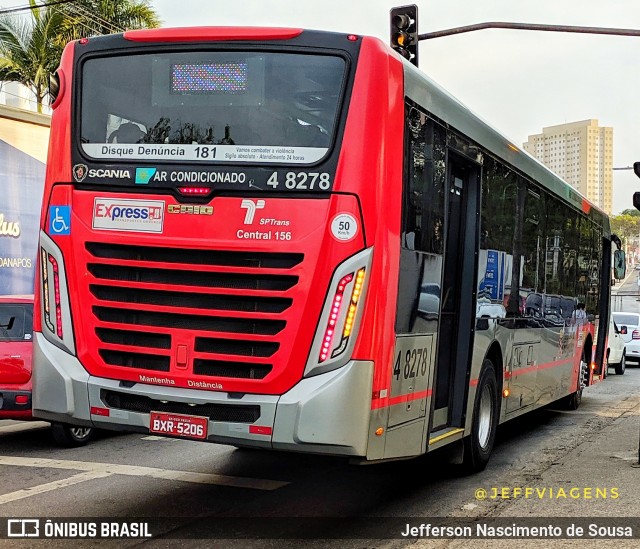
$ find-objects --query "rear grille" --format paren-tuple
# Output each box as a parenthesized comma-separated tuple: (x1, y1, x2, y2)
(84, 242, 302, 381)
(102, 390, 261, 423)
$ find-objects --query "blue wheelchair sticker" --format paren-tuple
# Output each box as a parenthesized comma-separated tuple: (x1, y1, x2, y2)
(49, 206, 71, 235)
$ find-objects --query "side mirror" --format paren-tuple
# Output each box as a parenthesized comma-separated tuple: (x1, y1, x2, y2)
(634, 190, 640, 211)
(613, 249, 626, 280)
(620, 326, 628, 335)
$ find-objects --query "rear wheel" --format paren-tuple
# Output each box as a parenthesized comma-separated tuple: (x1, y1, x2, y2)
(462, 360, 499, 474)
(564, 353, 588, 410)
(614, 352, 626, 376)
(51, 423, 95, 447)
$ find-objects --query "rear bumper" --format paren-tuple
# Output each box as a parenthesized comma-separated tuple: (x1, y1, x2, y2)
(624, 343, 640, 363)
(32, 332, 374, 456)
(0, 389, 32, 417)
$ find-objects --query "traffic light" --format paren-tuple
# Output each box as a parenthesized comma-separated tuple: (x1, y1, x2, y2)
(390, 5, 419, 66)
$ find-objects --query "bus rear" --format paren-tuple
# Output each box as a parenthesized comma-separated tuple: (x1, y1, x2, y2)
(32, 28, 402, 457)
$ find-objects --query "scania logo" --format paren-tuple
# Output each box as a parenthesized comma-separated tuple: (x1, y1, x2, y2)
(73, 164, 88, 182)
(167, 205, 213, 215)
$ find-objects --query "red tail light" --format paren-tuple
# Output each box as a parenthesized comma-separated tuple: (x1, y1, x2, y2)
(632, 330, 640, 340)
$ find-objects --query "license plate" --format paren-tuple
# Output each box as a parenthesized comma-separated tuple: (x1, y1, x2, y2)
(149, 411, 208, 440)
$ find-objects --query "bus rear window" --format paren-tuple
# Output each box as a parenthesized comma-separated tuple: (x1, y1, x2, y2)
(0, 303, 33, 342)
(80, 51, 346, 164)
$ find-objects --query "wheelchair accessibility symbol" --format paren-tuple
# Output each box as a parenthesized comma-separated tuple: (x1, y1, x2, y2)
(49, 206, 71, 235)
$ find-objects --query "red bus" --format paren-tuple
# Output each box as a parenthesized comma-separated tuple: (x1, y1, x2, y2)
(33, 27, 620, 471)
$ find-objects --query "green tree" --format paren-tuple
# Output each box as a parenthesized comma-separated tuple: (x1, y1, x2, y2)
(0, 0, 64, 113)
(0, 1, 160, 113)
(619, 208, 640, 217)
(610, 214, 640, 246)
(58, 0, 161, 42)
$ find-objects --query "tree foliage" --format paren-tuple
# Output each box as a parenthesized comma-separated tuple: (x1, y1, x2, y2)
(58, 0, 161, 44)
(0, 0, 64, 112)
(0, 0, 160, 112)
(610, 214, 640, 245)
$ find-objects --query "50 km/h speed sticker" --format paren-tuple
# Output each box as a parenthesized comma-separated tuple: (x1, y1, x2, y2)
(331, 213, 358, 242)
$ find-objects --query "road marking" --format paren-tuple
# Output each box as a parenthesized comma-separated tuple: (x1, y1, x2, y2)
(0, 471, 112, 505)
(0, 421, 50, 435)
(0, 456, 289, 492)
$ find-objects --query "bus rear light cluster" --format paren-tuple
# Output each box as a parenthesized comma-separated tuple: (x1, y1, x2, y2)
(39, 232, 75, 355)
(305, 248, 373, 377)
(48, 254, 64, 338)
(40, 248, 55, 334)
(632, 330, 640, 340)
(319, 273, 353, 362)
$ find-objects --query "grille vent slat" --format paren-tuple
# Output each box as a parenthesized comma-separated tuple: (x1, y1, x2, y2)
(102, 390, 261, 423)
(88, 264, 297, 291)
(93, 306, 286, 335)
(194, 337, 279, 357)
(193, 359, 272, 379)
(86, 242, 303, 269)
(90, 285, 292, 313)
(99, 349, 170, 371)
(96, 328, 171, 350)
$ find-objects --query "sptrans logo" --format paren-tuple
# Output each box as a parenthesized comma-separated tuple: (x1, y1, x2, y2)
(92, 198, 164, 233)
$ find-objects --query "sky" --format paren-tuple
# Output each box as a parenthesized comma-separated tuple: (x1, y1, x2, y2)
(150, 0, 640, 215)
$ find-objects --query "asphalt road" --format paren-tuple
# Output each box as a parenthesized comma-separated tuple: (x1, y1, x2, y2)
(1, 280, 638, 548)
(1, 365, 638, 548)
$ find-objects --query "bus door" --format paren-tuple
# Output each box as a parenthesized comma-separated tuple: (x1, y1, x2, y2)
(431, 152, 480, 431)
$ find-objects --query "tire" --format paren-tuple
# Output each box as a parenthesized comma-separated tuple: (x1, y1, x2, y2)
(51, 423, 95, 448)
(614, 352, 626, 376)
(462, 360, 499, 474)
(564, 353, 588, 410)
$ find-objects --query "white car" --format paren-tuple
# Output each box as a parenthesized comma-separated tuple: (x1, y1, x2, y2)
(611, 312, 640, 366)
(607, 318, 626, 375)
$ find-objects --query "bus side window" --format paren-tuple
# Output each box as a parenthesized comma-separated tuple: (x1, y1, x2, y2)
(396, 102, 446, 334)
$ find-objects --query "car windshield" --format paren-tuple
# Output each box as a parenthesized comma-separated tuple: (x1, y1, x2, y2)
(612, 313, 639, 327)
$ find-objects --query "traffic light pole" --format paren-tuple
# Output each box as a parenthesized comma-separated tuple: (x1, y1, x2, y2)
(418, 21, 640, 41)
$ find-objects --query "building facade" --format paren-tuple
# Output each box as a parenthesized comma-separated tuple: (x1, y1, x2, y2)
(523, 119, 613, 214)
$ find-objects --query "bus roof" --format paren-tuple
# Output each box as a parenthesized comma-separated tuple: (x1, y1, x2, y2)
(401, 53, 607, 225)
(123, 27, 303, 43)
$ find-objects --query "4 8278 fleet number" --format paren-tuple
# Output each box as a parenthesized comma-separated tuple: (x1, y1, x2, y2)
(267, 171, 331, 190)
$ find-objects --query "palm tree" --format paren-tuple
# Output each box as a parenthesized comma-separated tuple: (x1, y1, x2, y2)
(0, 0, 64, 113)
(58, 0, 161, 41)
(0, 0, 160, 113)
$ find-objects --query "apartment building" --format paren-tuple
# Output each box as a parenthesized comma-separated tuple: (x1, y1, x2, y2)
(523, 119, 613, 214)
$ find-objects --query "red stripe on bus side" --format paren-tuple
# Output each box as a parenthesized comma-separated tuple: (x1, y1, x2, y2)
(371, 389, 432, 410)
(373, 357, 575, 409)
(504, 357, 573, 379)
